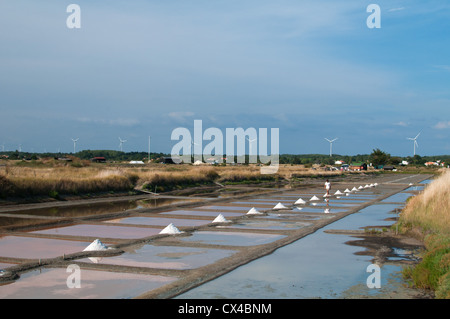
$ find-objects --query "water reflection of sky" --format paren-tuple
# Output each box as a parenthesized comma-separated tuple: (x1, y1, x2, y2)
(177, 203, 409, 299)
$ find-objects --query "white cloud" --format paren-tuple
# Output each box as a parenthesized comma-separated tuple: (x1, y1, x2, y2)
(388, 7, 405, 12)
(76, 117, 140, 127)
(434, 121, 450, 129)
(168, 112, 195, 123)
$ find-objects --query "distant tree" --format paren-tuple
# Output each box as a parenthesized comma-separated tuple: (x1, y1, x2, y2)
(369, 148, 390, 166)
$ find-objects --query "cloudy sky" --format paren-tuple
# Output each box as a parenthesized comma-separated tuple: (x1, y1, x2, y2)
(1, 0, 449, 156)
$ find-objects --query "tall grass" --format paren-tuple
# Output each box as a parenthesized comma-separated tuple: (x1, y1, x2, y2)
(397, 169, 450, 299)
(399, 169, 450, 235)
(0, 161, 344, 199)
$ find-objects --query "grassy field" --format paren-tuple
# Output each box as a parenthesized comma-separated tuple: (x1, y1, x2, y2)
(396, 168, 450, 299)
(0, 158, 351, 199)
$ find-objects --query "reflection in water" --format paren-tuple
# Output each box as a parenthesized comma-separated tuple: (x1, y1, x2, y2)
(0, 197, 201, 228)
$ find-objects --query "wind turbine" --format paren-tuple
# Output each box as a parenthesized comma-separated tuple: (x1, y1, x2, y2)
(407, 132, 420, 156)
(118, 137, 127, 152)
(324, 138, 338, 157)
(71, 138, 79, 154)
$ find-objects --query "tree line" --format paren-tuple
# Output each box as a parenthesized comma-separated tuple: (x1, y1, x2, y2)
(1, 148, 449, 166)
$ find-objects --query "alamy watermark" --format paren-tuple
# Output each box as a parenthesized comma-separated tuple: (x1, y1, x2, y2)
(367, 4, 381, 29)
(66, 264, 81, 289)
(66, 4, 81, 29)
(170, 120, 279, 174)
(366, 264, 381, 289)
(66, 4, 381, 30)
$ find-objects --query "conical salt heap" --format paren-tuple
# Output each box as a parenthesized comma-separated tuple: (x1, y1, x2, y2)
(273, 202, 288, 210)
(352, 187, 358, 192)
(159, 223, 182, 234)
(334, 190, 343, 195)
(212, 214, 230, 223)
(295, 198, 306, 205)
(310, 195, 319, 201)
(358, 185, 364, 190)
(247, 207, 262, 215)
(83, 239, 109, 251)
(344, 188, 351, 193)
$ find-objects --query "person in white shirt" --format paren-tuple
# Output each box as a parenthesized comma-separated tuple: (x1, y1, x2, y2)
(324, 179, 331, 196)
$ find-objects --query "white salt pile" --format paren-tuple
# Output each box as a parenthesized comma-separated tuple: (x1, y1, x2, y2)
(159, 223, 183, 234)
(344, 188, 351, 193)
(334, 190, 343, 195)
(247, 207, 263, 215)
(358, 186, 364, 190)
(352, 187, 358, 192)
(212, 214, 230, 223)
(273, 202, 288, 210)
(83, 239, 109, 252)
(310, 195, 319, 201)
(295, 198, 306, 205)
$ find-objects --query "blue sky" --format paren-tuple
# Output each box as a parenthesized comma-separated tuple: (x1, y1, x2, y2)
(1, 0, 449, 156)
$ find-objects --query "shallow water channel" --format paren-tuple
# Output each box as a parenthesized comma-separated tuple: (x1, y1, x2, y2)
(176, 193, 422, 299)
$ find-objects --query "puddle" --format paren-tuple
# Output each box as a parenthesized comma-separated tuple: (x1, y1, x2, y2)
(31, 224, 161, 240)
(196, 205, 261, 211)
(0, 217, 58, 229)
(0, 198, 195, 219)
(179, 231, 286, 247)
(0, 267, 177, 299)
(160, 210, 244, 218)
(104, 216, 210, 227)
(76, 243, 236, 269)
(220, 220, 311, 231)
(0, 236, 91, 259)
(255, 213, 330, 221)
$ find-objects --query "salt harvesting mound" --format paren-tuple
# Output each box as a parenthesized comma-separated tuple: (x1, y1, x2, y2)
(295, 198, 306, 205)
(83, 239, 109, 252)
(159, 223, 183, 234)
(247, 207, 263, 215)
(273, 202, 287, 210)
(310, 195, 319, 201)
(212, 214, 230, 223)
